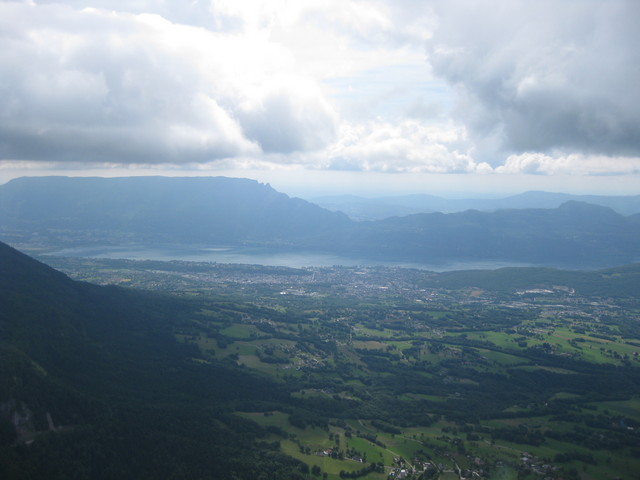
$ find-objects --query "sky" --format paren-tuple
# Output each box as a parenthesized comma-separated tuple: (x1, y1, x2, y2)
(1, 0, 639, 198)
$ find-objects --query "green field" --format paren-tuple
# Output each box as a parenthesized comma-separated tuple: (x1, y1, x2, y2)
(47, 257, 640, 479)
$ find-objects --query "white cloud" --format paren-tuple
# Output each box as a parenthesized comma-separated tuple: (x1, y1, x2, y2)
(0, 2, 338, 163)
(1, 0, 638, 184)
(426, 0, 640, 160)
(236, 74, 338, 153)
(322, 120, 489, 174)
(497, 152, 640, 176)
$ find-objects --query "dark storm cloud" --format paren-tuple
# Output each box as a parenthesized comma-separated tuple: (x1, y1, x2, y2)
(427, 0, 640, 159)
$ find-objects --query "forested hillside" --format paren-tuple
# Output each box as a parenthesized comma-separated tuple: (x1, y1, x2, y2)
(0, 242, 308, 479)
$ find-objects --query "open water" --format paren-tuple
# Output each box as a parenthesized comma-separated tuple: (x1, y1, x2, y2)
(46, 244, 543, 272)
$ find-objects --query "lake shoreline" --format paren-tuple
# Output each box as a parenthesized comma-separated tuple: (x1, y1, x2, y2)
(36, 243, 620, 273)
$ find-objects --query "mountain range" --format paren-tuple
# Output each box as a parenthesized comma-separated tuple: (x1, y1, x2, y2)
(310, 191, 640, 220)
(1, 176, 639, 268)
(0, 176, 349, 244)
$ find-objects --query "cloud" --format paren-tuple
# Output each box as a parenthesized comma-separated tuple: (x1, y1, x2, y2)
(2, 0, 637, 182)
(0, 2, 337, 163)
(427, 0, 640, 160)
(322, 120, 490, 174)
(496, 152, 640, 176)
(236, 74, 337, 153)
(23, 0, 218, 29)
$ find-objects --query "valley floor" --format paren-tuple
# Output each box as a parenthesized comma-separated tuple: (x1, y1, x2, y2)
(38, 256, 640, 480)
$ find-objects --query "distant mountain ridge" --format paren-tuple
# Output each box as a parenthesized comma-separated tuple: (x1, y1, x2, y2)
(1, 176, 639, 268)
(310, 191, 640, 220)
(327, 201, 640, 266)
(0, 176, 350, 244)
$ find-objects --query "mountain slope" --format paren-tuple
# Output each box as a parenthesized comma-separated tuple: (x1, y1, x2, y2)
(322, 201, 640, 266)
(0, 242, 305, 479)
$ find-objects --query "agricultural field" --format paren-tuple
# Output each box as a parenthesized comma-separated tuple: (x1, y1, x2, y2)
(42, 256, 640, 479)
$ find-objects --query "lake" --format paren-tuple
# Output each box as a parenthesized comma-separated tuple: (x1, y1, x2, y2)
(45, 244, 545, 272)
